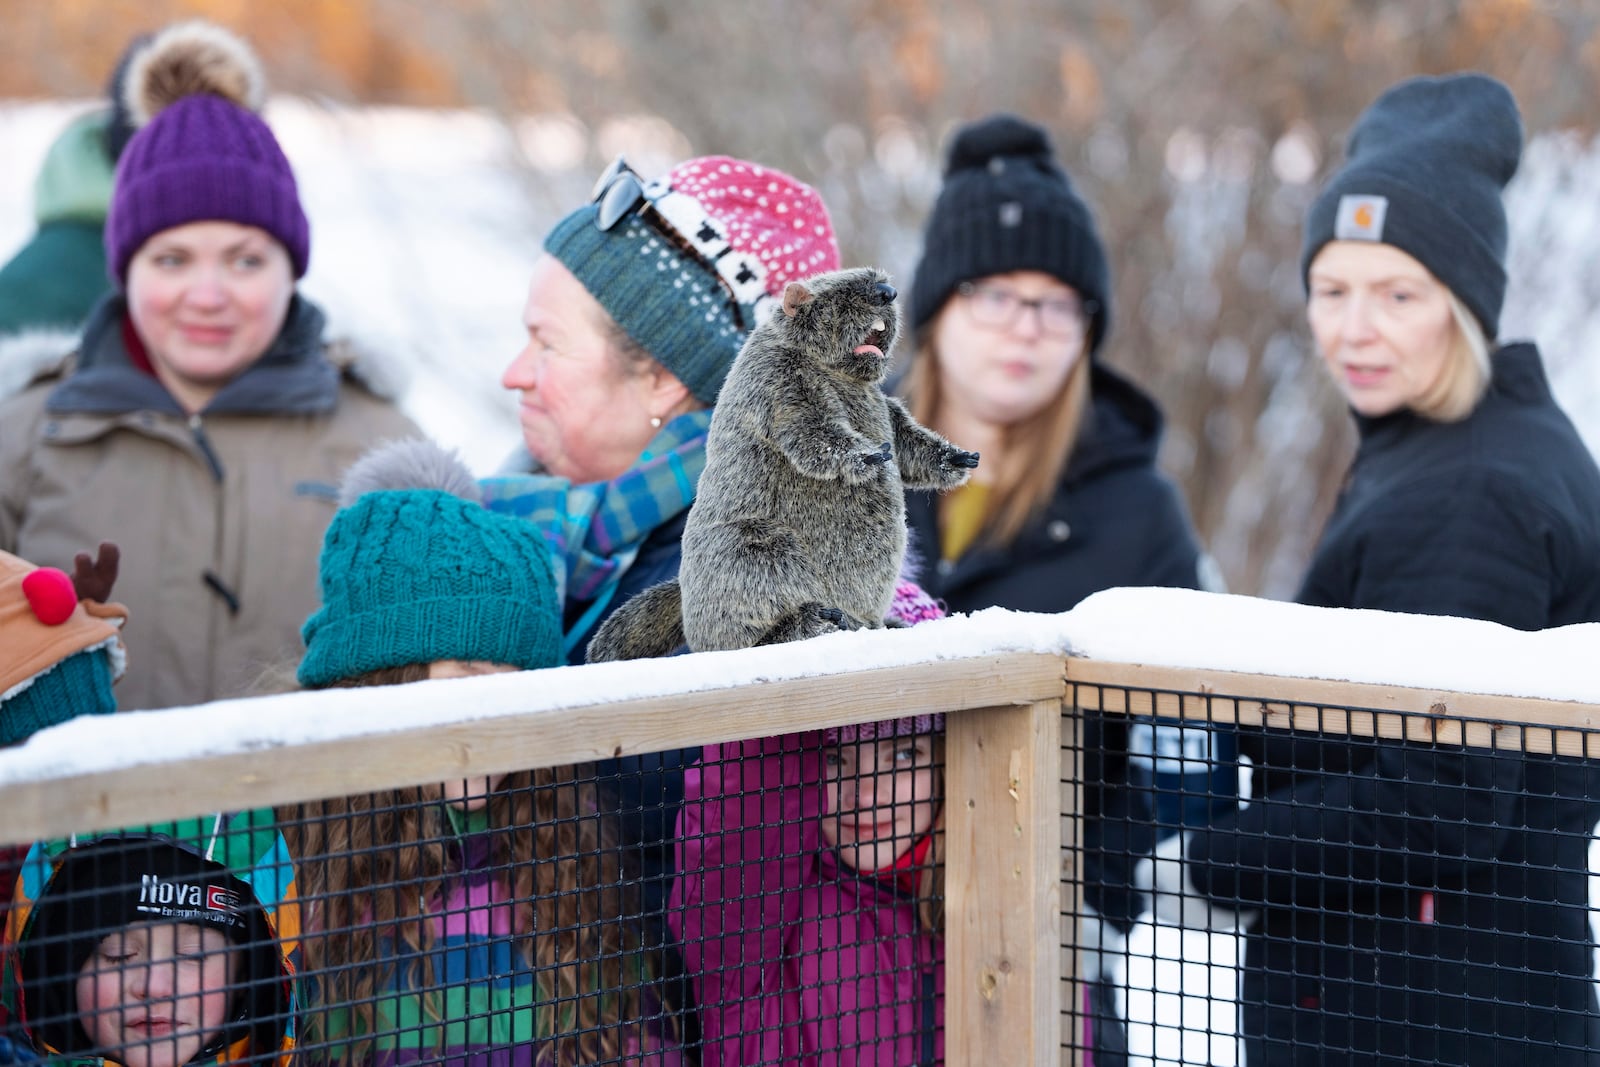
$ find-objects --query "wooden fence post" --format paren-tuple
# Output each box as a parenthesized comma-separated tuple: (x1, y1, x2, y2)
(946, 697, 1065, 1065)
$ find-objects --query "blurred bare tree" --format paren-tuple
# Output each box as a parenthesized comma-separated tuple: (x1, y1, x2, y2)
(7, 0, 1599, 595)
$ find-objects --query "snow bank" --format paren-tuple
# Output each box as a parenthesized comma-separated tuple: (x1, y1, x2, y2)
(1068, 587, 1600, 705)
(2, 589, 1597, 786)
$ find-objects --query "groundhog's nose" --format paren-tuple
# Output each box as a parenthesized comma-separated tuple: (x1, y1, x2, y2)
(873, 282, 897, 305)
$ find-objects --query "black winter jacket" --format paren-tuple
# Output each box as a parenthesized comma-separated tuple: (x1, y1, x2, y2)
(1189, 344, 1600, 1065)
(907, 363, 1207, 930)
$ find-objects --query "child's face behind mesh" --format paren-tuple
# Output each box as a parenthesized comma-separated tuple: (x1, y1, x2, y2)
(821, 736, 942, 872)
(75, 920, 238, 1067)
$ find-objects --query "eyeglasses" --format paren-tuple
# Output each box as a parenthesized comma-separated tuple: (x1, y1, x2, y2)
(589, 155, 749, 330)
(956, 281, 1095, 339)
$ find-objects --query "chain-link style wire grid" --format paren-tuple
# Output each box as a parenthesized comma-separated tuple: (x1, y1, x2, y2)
(1063, 684, 1600, 1067)
(0, 729, 949, 1067)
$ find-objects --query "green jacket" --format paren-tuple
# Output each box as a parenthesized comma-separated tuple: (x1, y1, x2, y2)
(0, 112, 116, 336)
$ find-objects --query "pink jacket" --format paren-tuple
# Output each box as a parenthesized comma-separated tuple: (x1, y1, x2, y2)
(671, 734, 945, 1066)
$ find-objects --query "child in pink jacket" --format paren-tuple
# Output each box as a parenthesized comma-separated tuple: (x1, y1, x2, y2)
(672, 583, 947, 1066)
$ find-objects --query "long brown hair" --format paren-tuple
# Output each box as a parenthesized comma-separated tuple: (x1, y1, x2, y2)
(279, 664, 663, 1066)
(903, 320, 1092, 549)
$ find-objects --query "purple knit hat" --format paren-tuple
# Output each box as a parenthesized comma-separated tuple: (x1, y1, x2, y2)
(107, 21, 309, 283)
(825, 580, 947, 744)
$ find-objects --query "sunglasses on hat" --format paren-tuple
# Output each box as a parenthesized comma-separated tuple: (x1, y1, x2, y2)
(589, 155, 749, 331)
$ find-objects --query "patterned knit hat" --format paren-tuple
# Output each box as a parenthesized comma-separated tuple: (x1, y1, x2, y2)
(910, 114, 1111, 355)
(107, 21, 309, 283)
(0, 551, 128, 747)
(1301, 73, 1522, 340)
(544, 155, 840, 405)
(299, 440, 563, 687)
(825, 580, 947, 744)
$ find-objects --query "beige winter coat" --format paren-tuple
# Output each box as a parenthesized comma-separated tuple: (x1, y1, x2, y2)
(0, 295, 419, 710)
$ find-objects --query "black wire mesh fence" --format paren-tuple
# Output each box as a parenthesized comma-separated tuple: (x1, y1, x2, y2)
(1068, 674, 1600, 1067)
(13, 644, 1595, 1067)
(0, 726, 950, 1067)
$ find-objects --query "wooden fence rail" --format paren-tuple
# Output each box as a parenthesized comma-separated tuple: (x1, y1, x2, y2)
(4, 617, 1600, 1067)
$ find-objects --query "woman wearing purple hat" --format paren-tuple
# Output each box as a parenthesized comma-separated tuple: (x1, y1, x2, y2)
(0, 21, 417, 712)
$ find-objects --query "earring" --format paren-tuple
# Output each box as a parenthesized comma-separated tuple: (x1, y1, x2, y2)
(650, 416, 662, 428)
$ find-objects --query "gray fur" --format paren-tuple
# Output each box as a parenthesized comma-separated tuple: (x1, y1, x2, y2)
(339, 437, 481, 507)
(587, 267, 977, 661)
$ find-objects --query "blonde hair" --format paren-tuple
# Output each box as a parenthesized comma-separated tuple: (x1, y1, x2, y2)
(279, 663, 669, 1066)
(1410, 292, 1492, 422)
(902, 323, 1091, 549)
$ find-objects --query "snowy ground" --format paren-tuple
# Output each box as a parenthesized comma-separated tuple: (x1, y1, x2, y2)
(6, 99, 1600, 1067)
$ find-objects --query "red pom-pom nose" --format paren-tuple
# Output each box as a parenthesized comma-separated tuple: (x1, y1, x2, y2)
(21, 567, 78, 626)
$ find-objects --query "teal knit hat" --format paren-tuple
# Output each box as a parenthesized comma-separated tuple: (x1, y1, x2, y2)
(545, 155, 839, 405)
(298, 441, 562, 687)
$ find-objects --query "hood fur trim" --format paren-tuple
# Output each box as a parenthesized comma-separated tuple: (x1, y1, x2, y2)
(126, 21, 266, 128)
(0, 329, 76, 404)
(323, 336, 410, 402)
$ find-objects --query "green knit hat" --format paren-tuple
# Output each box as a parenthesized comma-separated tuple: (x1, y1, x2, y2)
(298, 441, 562, 688)
(544, 155, 839, 405)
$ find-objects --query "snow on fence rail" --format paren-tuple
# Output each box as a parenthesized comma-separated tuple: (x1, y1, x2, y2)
(2, 589, 1598, 1066)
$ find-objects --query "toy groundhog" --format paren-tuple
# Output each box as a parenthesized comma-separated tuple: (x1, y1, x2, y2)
(587, 267, 978, 661)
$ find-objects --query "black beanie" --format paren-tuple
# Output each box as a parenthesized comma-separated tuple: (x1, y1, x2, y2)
(1300, 72, 1522, 340)
(21, 837, 285, 1061)
(102, 32, 153, 162)
(910, 114, 1112, 355)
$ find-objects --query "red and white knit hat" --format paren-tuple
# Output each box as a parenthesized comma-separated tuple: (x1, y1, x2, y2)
(545, 155, 840, 405)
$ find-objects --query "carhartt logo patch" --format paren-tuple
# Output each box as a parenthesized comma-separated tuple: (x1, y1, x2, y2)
(1335, 194, 1388, 241)
(998, 201, 1023, 228)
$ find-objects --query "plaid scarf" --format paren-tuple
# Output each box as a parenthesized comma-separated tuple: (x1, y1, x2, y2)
(478, 410, 711, 656)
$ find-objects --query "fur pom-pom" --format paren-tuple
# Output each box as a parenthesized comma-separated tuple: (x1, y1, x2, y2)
(339, 439, 481, 507)
(125, 20, 266, 128)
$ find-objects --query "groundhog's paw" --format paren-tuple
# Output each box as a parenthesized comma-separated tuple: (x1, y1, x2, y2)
(930, 445, 980, 487)
(944, 446, 980, 470)
(806, 603, 860, 635)
(845, 442, 894, 483)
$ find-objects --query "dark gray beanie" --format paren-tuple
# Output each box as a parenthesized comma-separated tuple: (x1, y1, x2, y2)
(910, 114, 1111, 355)
(103, 32, 153, 162)
(1301, 72, 1522, 340)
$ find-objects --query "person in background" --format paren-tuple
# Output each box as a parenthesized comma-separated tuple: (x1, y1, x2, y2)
(284, 438, 682, 1066)
(477, 153, 841, 937)
(673, 582, 948, 1067)
(0, 21, 418, 712)
(1145, 73, 1600, 1065)
(0, 32, 147, 347)
(897, 112, 1236, 1061)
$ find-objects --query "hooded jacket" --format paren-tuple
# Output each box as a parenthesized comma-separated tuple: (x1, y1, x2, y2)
(0, 113, 116, 338)
(906, 362, 1226, 929)
(0, 294, 419, 710)
(1187, 344, 1600, 1064)
(295, 803, 682, 1067)
(673, 735, 945, 1067)
(2, 811, 298, 1067)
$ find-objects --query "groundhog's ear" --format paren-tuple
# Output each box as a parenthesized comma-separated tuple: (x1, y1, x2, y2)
(782, 281, 814, 318)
